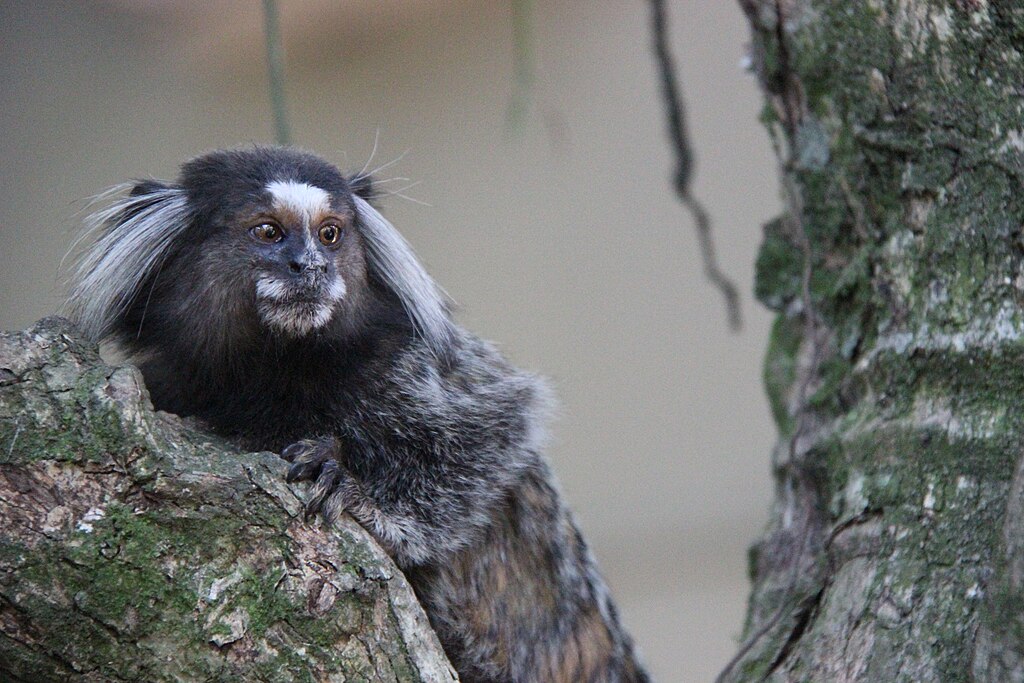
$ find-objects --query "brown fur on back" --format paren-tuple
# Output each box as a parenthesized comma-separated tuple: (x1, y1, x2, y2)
(408, 465, 649, 683)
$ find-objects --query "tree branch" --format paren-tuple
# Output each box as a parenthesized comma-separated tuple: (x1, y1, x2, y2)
(0, 318, 456, 682)
(649, 0, 742, 331)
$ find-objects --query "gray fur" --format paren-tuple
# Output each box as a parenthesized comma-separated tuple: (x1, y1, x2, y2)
(66, 185, 191, 342)
(353, 196, 456, 359)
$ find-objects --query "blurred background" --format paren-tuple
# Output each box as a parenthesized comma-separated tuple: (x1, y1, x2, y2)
(0, 1, 780, 679)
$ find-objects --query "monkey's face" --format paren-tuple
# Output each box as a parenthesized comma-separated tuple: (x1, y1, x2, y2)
(237, 180, 362, 337)
(71, 146, 451, 361)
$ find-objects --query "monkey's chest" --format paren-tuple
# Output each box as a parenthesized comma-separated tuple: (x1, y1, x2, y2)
(157, 370, 353, 452)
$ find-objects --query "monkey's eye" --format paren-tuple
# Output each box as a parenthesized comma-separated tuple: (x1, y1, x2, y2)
(250, 223, 284, 243)
(318, 223, 342, 247)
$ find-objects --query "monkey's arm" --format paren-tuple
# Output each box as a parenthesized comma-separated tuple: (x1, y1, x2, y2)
(283, 338, 551, 568)
(282, 435, 527, 567)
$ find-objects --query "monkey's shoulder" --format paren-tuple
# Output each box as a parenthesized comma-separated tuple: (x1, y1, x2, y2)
(348, 330, 554, 453)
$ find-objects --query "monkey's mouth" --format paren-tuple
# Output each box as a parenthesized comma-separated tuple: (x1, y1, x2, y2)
(254, 275, 346, 336)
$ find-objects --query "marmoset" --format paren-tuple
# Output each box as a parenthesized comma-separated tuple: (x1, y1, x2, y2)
(67, 146, 651, 683)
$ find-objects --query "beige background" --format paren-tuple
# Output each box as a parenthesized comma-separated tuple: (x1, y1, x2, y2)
(0, 1, 781, 679)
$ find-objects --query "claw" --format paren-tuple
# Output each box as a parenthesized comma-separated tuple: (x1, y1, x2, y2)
(320, 489, 349, 525)
(278, 437, 352, 524)
(304, 459, 341, 519)
(287, 459, 317, 483)
(281, 441, 312, 462)
(283, 439, 333, 482)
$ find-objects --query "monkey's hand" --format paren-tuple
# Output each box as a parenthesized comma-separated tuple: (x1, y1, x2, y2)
(281, 431, 523, 567)
(281, 437, 364, 524)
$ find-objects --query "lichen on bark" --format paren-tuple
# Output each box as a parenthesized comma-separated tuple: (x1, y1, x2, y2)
(727, 1, 1024, 681)
(0, 317, 457, 682)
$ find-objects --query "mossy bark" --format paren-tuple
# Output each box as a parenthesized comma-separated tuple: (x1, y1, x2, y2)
(0, 318, 457, 682)
(726, 1, 1024, 681)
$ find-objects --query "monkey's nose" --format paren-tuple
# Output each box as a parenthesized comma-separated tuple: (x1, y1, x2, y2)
(288, 257, 327, 275)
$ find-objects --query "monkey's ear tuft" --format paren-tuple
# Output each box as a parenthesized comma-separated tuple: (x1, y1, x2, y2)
(129, 179, 171, 197)
(348, 174, 377, 203)
(352, 196, 456, 360)
(66, 181, 192, 342)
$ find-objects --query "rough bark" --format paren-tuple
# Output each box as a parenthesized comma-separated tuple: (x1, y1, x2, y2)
(723, 1, 1024, 681)
(0, 317, 458, 682)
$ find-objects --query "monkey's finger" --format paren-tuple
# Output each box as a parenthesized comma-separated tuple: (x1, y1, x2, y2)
(304, 459, 342, 520)
(287, 454, 326, 483)
(320, 476, 367, 526)
(288, 459, 318, 483)
(281, 439, 316, 462)
(285, 439, 335, 482)
(320, 487, 350, 526)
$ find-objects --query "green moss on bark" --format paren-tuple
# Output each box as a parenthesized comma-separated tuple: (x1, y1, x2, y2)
(731, 0, 1024, 680)
(0, 318, 456, 682)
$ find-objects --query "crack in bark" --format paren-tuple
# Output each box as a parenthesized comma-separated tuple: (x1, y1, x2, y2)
(71, 599, 125, 642)
(826, 509, 883, 550)
(765, 584, 828, 678)
(0, 594, 82, 679)
(771, 1, 801, 137)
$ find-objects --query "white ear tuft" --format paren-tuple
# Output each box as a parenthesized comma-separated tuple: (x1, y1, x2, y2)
(66, 184, 191, 342)
(353, 196, 456, 358)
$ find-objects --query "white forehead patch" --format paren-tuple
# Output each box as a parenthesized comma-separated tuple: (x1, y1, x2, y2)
(266, 180, 331, 224)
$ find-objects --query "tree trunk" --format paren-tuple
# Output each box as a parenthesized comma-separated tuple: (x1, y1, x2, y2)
(723, 1, 1024, 681)
(0, 318, 457, 682)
